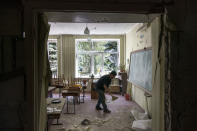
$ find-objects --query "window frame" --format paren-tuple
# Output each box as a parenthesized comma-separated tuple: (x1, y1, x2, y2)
(75, 38, 120, 78)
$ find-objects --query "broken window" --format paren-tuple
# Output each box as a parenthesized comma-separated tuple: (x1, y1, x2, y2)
(75, 39, 119, 78)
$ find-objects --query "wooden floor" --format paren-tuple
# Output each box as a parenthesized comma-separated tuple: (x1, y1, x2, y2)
(48, 93, 143, 131)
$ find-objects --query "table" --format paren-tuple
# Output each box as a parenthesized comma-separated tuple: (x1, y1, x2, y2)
(56, 84, 64, 97)
(48, 86, 56, 98)
(47, 98, 65, 130)
(62, 90, 80, 114)
(91, 81, 98, 99)
(109, 85, 120, 94)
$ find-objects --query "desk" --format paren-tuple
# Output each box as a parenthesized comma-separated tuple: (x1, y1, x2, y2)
(91, 81, 98, 99)
(56, 84, 64, 97)
(47, 98, 65, 130)
(109, 85, 120, 93)
(62, 90, 80, 114)
(48, 86, 56, 97)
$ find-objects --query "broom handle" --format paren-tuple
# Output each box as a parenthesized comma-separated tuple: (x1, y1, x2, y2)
(108, 86, 112, 96)
(104, 85, 112, 96)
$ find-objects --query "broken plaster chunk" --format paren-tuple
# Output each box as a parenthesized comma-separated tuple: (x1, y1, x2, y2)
(73, 125, 79, 128)
(131, 108, 149, 120)
(132, 119, 152, 131)
(67, 129, 79, 131)
(81, 119, 91, 125)
(67, 127, 81, 131)
(85, 126, 93, 131)
(58, 127, 66, 131)
(114, 127, 132, 131)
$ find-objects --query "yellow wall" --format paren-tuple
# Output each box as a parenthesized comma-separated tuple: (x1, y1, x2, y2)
(125, 19, 160, 116)
(125, 23, 152, 70)
(126, 23, 152, 115)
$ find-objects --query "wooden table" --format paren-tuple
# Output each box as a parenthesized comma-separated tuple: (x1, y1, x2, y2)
(56, 84, 64, 97)
(91, 81, 98, 99)
(48, 86, 56, 98)
(62, 90, 80, 114)
(47, 98, 65, 130)
(109, 85, 120, 94)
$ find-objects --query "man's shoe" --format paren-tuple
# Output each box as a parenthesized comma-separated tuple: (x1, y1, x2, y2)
(96, 106, 103, 110)
(103, 109, 111, 113)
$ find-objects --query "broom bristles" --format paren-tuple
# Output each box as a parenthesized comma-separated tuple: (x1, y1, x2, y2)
(111, 95, 118, 101)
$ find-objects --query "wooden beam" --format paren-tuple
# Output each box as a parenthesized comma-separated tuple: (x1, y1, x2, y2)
(28, 1, 164, 14)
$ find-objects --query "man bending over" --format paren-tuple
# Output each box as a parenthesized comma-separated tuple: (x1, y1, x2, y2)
(95, 70, 117, 113)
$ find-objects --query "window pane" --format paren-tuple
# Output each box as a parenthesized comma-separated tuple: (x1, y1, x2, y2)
(93, 41, 106, 51)
(77, 54, 91, 77)
(104, 41, 118, 52)
(104, 53, 118, 73)
(94, 54, 102, 77)
(48, 42, 58, 77)
(77, 41, 91, 51)
(75, 39, 119, 78)
(93, 40, 118, 52)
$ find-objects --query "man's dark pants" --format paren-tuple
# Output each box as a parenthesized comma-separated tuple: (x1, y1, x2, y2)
(96, 89, 107, 110)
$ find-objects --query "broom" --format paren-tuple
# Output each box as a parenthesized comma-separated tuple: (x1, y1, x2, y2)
(111, 95, 118, 101)
(109, 89, 118, 101)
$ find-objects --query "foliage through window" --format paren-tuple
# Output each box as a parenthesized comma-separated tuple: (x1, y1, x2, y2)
(75, 39, 119, 78)
(48, 39, 58, 78)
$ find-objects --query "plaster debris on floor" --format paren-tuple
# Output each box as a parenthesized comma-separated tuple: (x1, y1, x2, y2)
(49, 94, 143, 131)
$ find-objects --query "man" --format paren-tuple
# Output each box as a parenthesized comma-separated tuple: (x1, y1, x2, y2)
(95, 70, 117, 113)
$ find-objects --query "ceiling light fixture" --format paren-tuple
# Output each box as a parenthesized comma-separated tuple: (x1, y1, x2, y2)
(84, 24, 90, 35)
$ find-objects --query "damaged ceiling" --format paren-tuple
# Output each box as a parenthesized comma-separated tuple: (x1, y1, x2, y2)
(48, 23, 137, 35)
(46, 12, 159, 23)
(47, 12, 159, 35)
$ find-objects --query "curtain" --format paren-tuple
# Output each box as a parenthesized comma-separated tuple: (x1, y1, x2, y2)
(37, 13, 50, 131)
(53, 35, 125, 79)
(61, 35, 75, 79)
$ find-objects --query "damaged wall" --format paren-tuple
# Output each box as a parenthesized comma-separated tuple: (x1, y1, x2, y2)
(2, 0, 197, 131)
(125, 16, 164, 131)
(125, 19, 160, 116)
(0, 6, 50, 131)
(165, 0, 197, 130)
(151, 16, 164, 131)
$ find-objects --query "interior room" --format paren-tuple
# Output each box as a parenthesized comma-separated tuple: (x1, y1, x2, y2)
(0, 1, 197, 131)
(44, 12, 159, 131)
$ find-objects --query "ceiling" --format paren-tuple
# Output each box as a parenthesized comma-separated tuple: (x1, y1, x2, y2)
(47, 12, 159, 35)
(46, 12, 159, 23)
(49, 23, 137, 35)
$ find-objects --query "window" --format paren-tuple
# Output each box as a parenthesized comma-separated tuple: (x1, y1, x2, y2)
(75, 39, 120, 78)
(48, 39, 58, 78)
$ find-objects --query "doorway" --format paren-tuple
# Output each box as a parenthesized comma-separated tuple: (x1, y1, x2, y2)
(43, 12, 163, 131)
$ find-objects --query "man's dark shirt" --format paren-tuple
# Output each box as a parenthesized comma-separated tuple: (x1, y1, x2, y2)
(96, 75, 111, 91)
